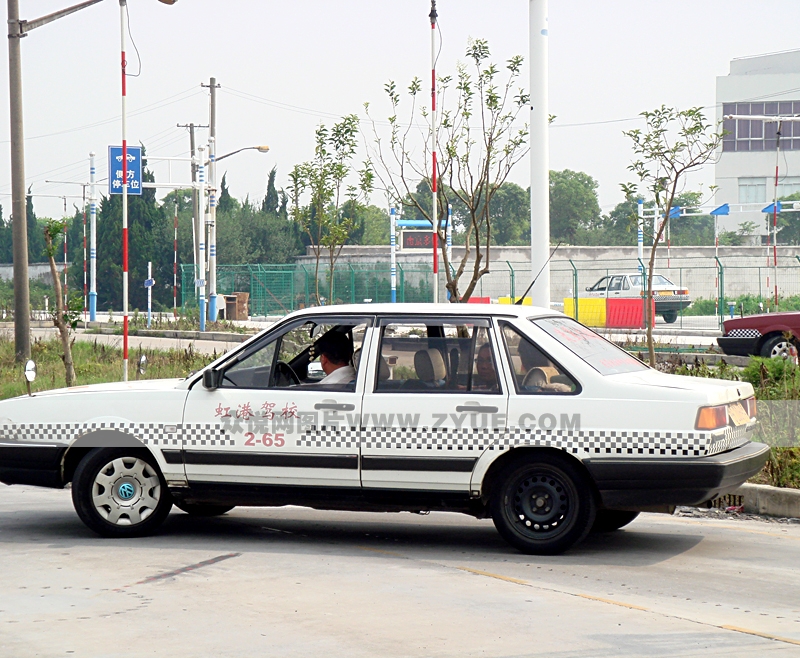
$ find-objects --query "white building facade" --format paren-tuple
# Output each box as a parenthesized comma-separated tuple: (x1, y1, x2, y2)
(715, 50, 800, 236)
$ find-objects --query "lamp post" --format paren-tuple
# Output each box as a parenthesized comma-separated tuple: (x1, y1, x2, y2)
(7, 0, 105, 361)
(206, 144, 269, 323)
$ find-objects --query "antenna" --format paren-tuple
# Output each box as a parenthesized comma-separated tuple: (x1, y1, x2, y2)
(515, 242, 561, 305)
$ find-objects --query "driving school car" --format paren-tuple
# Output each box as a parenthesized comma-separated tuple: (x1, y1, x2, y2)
(585, 273, 691, 323)
(0, 304, 767, 555)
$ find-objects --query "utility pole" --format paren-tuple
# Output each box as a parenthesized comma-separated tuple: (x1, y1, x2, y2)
(178, 122, 207, 311)
(8, 0, 30, 360)
(202, 77, 221, 322)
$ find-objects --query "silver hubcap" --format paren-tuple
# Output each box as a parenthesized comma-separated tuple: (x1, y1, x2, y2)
(92, 457, 161, 526)
(771, 341, 791, 358)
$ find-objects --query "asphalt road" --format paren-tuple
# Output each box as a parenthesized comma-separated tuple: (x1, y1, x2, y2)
(1, 485, 799, 657)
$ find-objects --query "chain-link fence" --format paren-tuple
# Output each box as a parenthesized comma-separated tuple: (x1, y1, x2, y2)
(180, 254, 800, 327)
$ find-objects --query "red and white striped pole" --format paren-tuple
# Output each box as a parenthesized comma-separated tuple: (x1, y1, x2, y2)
(63, 222, 68, 308)
(173, 201, 178, 317)
(773, 122, 781, 307)
(82, 186, 87, 320)
(120, 0, 129, 381)
(430, 0, 439, 303)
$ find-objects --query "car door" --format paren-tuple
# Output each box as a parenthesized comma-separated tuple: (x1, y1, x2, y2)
(586, 276, 608, 298)
(498, 319, 582, 453)
(181, 314, 373, 489)
(607, 275, 624, 297)
(359, 316, 508, 491)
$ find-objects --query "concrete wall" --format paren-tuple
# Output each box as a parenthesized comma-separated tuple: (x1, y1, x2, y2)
(0, 263, 57, 283)
(297, 246, 800, 303)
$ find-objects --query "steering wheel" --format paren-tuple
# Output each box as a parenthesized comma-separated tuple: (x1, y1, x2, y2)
(274, 361, 301, 387)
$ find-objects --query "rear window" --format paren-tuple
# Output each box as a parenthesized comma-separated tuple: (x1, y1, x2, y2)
(532, 317, 648, 376)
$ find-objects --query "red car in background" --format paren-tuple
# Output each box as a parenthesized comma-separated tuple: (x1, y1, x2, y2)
(717, 312, 799, 358)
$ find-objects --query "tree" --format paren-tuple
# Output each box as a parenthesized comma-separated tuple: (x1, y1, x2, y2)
(549, 170, 601, 243)
(43, 219, 76, 387)
(289, 115, 373, 304)
(26, 189, 45, 263)
(366, 38, 529, 301)
(217, 173, 238, 214)
(261, 166, 280, 214)
(624, 106, 723, 365)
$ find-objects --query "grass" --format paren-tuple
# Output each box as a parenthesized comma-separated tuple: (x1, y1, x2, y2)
(0, 336, 216, 400)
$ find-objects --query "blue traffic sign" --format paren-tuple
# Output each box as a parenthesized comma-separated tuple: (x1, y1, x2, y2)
(143, 278, 155, 288)
(108, 146, 142, 196)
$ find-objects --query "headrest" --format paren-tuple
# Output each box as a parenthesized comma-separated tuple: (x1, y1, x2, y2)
(414, 349, 446, 383)
(378, 356, 391, 380)
(353, 348, 361, 370)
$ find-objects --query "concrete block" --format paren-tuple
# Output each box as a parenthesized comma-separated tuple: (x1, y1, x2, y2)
(738, 482, 800, 518)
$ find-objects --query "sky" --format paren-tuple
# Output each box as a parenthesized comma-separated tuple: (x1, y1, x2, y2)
(3, 0, 800, 221)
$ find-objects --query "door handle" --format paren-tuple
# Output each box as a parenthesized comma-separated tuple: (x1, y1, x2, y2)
(456, 405, 499, 414)
(314, 403, 355, 411)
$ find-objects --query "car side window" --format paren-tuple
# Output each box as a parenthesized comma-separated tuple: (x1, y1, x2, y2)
(220, 318, 369, 390)
(622, 276, 631, 291)
(590, 277, 608, 292)
(375, 319, 501, 394)
(608, 276, 623, 291)
(501, 323, 578, 395)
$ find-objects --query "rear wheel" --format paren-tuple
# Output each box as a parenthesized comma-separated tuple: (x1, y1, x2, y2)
(490, 453, 596, 555)
(174, 502, 234, 517)
(761, 334, 793, 359)
(661, 310, 678, 323)
(591, 510, 640, 533)
(72, 448, 172, 538)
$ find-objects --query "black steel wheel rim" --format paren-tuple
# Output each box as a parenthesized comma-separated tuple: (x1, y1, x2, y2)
(505, 467, 575, 540)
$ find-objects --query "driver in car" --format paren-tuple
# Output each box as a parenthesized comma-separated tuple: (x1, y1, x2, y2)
(315, 332, 356, 385)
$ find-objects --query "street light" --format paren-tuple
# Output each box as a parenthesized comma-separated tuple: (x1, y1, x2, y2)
(207, 144, 269, 322)
(7, 0, 105, 362)
(214, 145, 270, 163)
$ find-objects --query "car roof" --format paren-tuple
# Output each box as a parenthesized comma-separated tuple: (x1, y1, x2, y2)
(281, 303, 561, 321)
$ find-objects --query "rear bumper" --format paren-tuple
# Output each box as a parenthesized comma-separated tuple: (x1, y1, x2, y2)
(584, 441, 769, 509)
(654, 299, 692, 312)
(717, 336, 759, 357)
(0, 443, 65, 488)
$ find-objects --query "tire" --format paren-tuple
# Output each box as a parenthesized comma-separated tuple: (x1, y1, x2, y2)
(661, 310, 678, 324)
(174, 502, 234, 517)
(490, 453, 596, 555)
(760, 334, 794, 359)
(71, 448, 172, 538)
(591, 510, 640, 533)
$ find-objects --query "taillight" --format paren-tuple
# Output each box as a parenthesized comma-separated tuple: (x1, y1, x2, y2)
(743, 397, 757, 419)
(696, 405, 728, 430)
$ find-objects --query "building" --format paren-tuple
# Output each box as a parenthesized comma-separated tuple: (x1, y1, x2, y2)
(715, 50, 800, 237)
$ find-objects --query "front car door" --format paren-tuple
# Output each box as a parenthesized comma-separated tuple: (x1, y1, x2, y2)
(359, 315, 508, 492)
(181, 314, 373, 490)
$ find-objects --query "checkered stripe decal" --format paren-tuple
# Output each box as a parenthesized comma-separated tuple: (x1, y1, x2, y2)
(0, 423, 233, 447)
(298, 426, 360, 449)
(504, 427, 709, 457)
(706, 424, 752, 456)
(297, 426, 503, 451)
(727, 329, 761, 338)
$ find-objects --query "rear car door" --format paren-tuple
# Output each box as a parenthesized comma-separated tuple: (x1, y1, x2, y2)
(181, 314, 373, 489)
(359, 316, 508, 491)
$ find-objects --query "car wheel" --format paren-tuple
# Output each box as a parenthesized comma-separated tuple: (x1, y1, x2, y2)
(591, 510, 640, 533)
(661, 310, 678, 324)
(761, 334, 794, 359)
(490, 453, 596, 555)
(72, 448, 172, 538)
(174, 502, 234, 517)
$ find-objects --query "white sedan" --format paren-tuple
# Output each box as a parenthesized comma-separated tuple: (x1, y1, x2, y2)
(0, 304, 766, 554)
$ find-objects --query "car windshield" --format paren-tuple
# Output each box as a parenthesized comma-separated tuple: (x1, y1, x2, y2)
(532, 317, 648, 375)
(628, 274, 673, 287)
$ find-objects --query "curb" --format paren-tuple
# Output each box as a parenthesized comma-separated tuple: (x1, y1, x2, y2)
(735, 483, 800, 519)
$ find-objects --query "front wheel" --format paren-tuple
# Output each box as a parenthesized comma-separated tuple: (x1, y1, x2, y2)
(72, 448, 172, 538)
(761, 334, 794, 359)
(490, 453, 596, 555)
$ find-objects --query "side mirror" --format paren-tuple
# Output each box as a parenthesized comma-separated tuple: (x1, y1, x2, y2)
(585, 286, 591, 291)
(203, 369, 221, 390)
